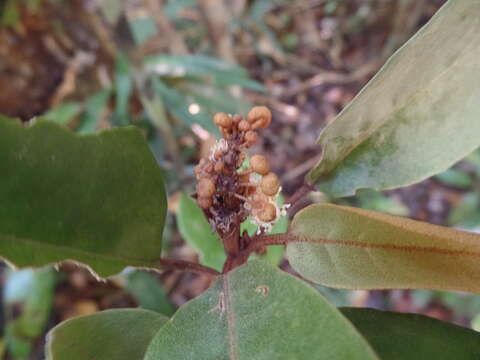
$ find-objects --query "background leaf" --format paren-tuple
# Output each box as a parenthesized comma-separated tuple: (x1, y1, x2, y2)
(4, 267, 56, 358)
(46, 309, 168, 360)
(341, 308, 480, 360)
(123, 269, 175, 316)
(0, 117, 166, 277)
(287, 203, 480, 292)
(144, 260, 378, 360)
(307, 0, 480, 197)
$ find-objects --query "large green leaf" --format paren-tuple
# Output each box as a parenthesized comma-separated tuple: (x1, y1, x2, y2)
(307, 0, 480, 197)
(144, 260, 378, 360)
(0, 117, 166, 277)
(341, 308, 480, 360)
(287, 203, 480, 292)
(46, 309, 168, 360)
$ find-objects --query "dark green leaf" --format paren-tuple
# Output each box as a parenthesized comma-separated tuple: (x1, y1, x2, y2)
(144, 260, 378, 360)
(0, 117, 166, 277)
(341, 307, 480, 360)
(46, 309, 168, 360)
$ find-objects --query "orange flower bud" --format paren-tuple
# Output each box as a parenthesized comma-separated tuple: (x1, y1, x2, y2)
(247, 106, 271, 130)
(197, 178, 215, 198)
(244, 131, 258, 146)
(213, 112, 232, 129)
(238, 120, 251, 132)
(258, 203, 277, 222)
(261, 172, 280, 196)
(250, 154, 270, 175)
(197, 196, 212, 209)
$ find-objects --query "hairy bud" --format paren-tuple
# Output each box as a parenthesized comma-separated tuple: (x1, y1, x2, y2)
(250, 155, 270, 175)
(258, 203, 277, 222)
(261, 172, 280, 196)
(247, 106, 271, 130)
(197, 178, 215, 198)
(213, 112, 232, 129)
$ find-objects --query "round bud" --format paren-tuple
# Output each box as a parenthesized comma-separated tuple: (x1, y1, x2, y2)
(258, 203, 277, 222)
(214, 161, 224, 173)
(197, 178, 215, 198)
(244, 131, 258, 146)
(197, 196, 212, 209)
(213, 112, 232, 129)
(250, 155, 270, 175)
(247, 106, 271, 130)
(238, 120, 251, 132)
(261, 172, 280, 196)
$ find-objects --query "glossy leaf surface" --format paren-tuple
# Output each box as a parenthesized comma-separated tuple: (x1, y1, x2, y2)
(341, 308, 480, 360)
(307, 0, 480, 197)
(144, 260, 378, 360)
(0, 117, 166, 277)
(288, 203, 480, 292)
(46, 309, 167, 360)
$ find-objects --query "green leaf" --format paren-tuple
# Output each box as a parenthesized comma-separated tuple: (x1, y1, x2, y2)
(307, 0, 480, 197)
(4, 267, 56, 358)
(177, 193, 226, 271)
(114, 55, 133, 126)
(43, 102, 82, 126)
(287, 203, 480, 292)
(99, 0, 123, 24)
(77, 89, 111, 134)
(124, 269, 175, 316)
(0, 117, 166, 277)
(46, 309, 168, 360)
(435, 168, 473, 189)
(128, 16, 157, 45)
(144, 260, 378, 360)
(177, 194, 287, 272)
(341, 308, 480, 360)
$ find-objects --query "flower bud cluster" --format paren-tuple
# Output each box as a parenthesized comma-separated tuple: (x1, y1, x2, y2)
(194, 106, 288, 235)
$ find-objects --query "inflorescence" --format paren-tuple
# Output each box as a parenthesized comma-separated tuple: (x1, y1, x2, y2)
(194, 106, 289, 242)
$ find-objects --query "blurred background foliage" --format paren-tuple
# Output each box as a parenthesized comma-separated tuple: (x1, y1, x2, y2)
(1, 0, 480, 358)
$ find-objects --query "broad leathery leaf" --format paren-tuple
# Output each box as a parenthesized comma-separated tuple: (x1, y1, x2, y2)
(341, 308, 480, 360)
(178, 194, 286, 272)
(307, 0, 480, 197)
(144, 260, 378, 360)
(0, 117, 166, 277)
(46, 309, 168, 360)
(287, 203, 480, 292)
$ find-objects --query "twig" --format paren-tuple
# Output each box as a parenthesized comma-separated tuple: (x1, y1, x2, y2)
(287, 183, 315, 211)
(284, 61, 380, 97)
(160, 258, 220, 276)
